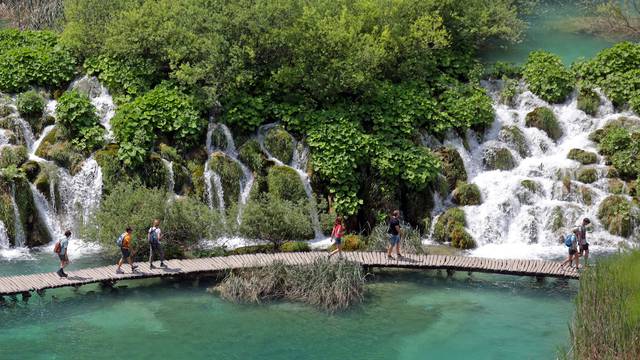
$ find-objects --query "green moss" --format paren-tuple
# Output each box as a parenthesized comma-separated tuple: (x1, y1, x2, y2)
(20, 160, 40, 182)
(520, 179, 540, 193)
(568, 148, 598, 165)
(577, 167, 598, 184)
(434, 147, 467, 191)
(139, 152, 169, 190)
(498, 125, 530, 157)
(577, 86, 600, 116)
(0, 145, 27, 168)
(173, 163, 193, 196)
(549, 206, 564, 232)
(451, 225, 476, 249)
(94, 144, 127, 195)
(238, 139, 264, 173)
(483, 147, 516, 170)
(433, 207, 466, 243)
(158, 143, 180, 163)
(264, 126, 294, 164)
(0, 192, 14, 244)
(525, 107, 563, 141)
(208, 152, 243, 206)
(517, 179, 541, 205)
(267, 165, 306, 203)
(589, 128, 605, 143)
(16, 90, 45, 122)
(187, 160, 206, 203)
(34, 127, 85, 174)
(281, 241, 311, 252)
(13, 175, 51, 247)
(580, 186, 593, 205)
(452, 182, 482, 206)
(598, 195, 637, 237)
(606, 167, 620, 178)
(608, 178, 626, 195)
(499, 77, 518, 106)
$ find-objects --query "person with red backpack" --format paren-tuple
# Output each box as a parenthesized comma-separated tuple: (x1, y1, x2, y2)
(53, 230, 72, 277)
(116, 227, 138, 274)
(328, 216, 345, 258)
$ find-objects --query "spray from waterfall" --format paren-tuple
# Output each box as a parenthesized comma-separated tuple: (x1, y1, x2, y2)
(9, 184, 26, 248)
(0, 221, 9, 249)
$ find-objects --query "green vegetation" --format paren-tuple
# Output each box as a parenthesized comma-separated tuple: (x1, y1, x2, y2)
(576, 86, 600, 116)
(264, 127, 294, 164)
(525, 107, 563, 141)
(267, 166, 306, 203)
(16, 90, 45, 120)
(434, 147, 467, 191)
(597, 195, 638, 237)
(567, 149, 598, 165)
(0, 145, 27, 168)
(215, 258, 365, 313)
(238, 140, 264, 173)
(498, 125, 529, 158)
(433, 207, 475, 249)
(522, 51, 574, 103)
(55, 90, 104, 153)
(596, 126, 640, 180)
(366, 223, 424, 254)
(576, 167, 598, 184)
(566, 251, 640, 360)
(452, 182, 482, 206)
(483, 147, 516, 171)
(280, 241, 310, 252)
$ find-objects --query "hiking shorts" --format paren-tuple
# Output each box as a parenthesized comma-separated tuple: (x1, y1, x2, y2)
(389, 234, 400, 246)
(569, 248, 577, 256)
(58, 253, 68, 261)
(121, 248, 131, 260)
(580, 243, 589, 252)
(334, 237, 342, 245)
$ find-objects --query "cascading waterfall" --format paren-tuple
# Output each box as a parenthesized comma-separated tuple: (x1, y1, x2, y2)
(257, 123, 324, 239)
(30, 184, 63, 240)
(0, 221, 9, 249)
(161, 158, 176, 195)
(10, 185, 26, 248)
(427, 80, 635, 259)
(57, 158, 103, 232)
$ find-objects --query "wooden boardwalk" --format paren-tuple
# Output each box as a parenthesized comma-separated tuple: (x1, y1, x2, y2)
(0, 252, 579, 296)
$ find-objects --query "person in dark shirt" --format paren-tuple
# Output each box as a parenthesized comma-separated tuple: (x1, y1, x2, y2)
(578, 218, 591, 265)
(386, 210, 402, 259)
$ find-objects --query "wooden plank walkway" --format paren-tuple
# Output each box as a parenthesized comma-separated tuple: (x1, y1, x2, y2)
(0, 252, 579, 296)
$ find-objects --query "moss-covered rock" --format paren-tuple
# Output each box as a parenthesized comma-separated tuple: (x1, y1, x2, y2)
(549, 206, 564, 232)
(450, 225, 476, 249)
(580, 186, 593, 205)
(576, 167, 598, 184)
(606, 166, 619, 178)
(608, 178, 626, 194)
(158, 143, 181, 163)
(568, 149, 598, 165)
(434, 147, 467, 191)
(498, 125, 530, 157)
(598, 195, 637, 237)
(0, 191, 15, 245)
(517, 179, 542, 205)
(238, 139, 264, 173)
(35, 129, 85, 175)
(483, 146, 516, 170)
(173, 163, 193, 196)
(94, 144, 125, 195)
(433, 208, 467, 243)
(0, 145, 28, 168)
(452, 182, 482, 206)
(577, 86, 600, 116)
(20, 160, 40, 182)
(208, 151, 243, 206)
(264, 126, 294, 164)
(6, 175, 52, 247)
(588, 128, 606, 143)
(525, 107, 563, 141)
(140, 152, 170, 190)
(267, 165, 307, 203)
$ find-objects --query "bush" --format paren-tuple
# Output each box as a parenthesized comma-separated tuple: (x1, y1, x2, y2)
(71, 125, 105, 153)
(281, 241, 311, 252)
(523, 51, 574, 103)
(84, 55, 158, 100)
(163, 196, 224, 254)
(16, 90, 45, 120)
(232, 244, 275, 255)
(330, 234, 364, 252)
(499, 77, 518, 106)
(267, 165, 306, 203)
(264, 126, 294, 164)
(525, 107, 563, 141)
(567, 148, 598, 165)
(567, 251, 640, 359)
(599, 127, 631, 157)
(55, 90, 100, 138)
(433, 208, 467, 243)
(215, 258, 365, 313)
(239, 194, 314, 249)
(452, 182, 482, 206)
(450, 225, 476, 249)
(577, 86, 600, 116)
(0, 145, 28, 168)
(238, 139, 264, 173)
(597, 195, 637, 237)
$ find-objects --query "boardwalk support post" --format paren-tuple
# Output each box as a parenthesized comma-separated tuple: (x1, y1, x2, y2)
(36, 289, 46, 297)
(21, 291, 31, 302)
(446, 269, 455, 277)
(536, 276, 545, 283)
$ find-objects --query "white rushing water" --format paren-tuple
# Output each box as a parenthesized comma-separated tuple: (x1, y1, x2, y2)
(57, 157, 103, 232)
(257, 123, 324, 239)
(0, 220, 9, 249)
(161, 158, 176, 195)
(9, 184, 26, 248)
(425, 81, 636, 259)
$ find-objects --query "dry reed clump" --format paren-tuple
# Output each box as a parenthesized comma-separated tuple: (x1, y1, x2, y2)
(213, 258, 365, 313)
(564, 250, 640, 360)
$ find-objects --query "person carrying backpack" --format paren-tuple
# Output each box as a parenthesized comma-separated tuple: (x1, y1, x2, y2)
(116, 227, 138, 274)
(54, 230, 72, 278)
(148, 219, 166, 269)
(328, 216, 345, 259)
(561, 228, 580, 268)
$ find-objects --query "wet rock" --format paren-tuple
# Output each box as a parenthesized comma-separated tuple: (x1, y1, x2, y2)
(576, 167, 598, 184)
(483, 146, 516, 171)
(70, 76, 103, 98)
(577, 87, 600, 116)
(598, 195, 638, 237)
(517, 179, 542, 205)
(452, 182, 482, 206)
(498, 125, 530, 157)
(567, 148, 598, 165)
(525, 107, 563, 141)
(434, 147, 467, 192)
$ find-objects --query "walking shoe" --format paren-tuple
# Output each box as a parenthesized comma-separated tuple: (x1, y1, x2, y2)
(116, 268, 124, 274)
(132, 265, 139, 270)
(160, 262, 167, 268)
(150, 264, 157, 269)
(57, 268, 64, 277)
(60, 270, 68, 278)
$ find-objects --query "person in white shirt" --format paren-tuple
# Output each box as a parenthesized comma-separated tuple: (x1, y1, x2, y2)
(148, 219, 166, 269)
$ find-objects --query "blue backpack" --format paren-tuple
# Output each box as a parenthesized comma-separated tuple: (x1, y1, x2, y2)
(116, 233, 125, 247)
(149, 228, 159, 243)
(564, 234, 574, 247)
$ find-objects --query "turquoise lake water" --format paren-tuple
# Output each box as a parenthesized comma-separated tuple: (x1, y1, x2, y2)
(0, 266, 576, 360)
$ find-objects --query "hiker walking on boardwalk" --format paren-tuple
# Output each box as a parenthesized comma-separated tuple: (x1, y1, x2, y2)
(387, 210, 402, 259)
(148, 219, 166, 268)
(54, 230, 72, 277)
(577, 218, 591, 264)
(116, 227, 138, 274)
(561, 228, 580, 268)
(328, 216, 345, 258)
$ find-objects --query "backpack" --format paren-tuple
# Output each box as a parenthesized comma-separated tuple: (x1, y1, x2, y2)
(116, 233, 125, 247)
(564, 234, 574, 247)
(53, 241, 61, 254)
(149, 228, 158, 243)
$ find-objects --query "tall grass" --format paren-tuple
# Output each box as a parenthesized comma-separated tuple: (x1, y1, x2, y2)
(366, 223, 424, 254)
(566, 251, 640, 360)
(214, 258, 365, 313)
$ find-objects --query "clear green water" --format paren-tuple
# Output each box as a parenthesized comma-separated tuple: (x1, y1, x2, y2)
(0, 269, 576, 360)
(481, 1, 616, 64)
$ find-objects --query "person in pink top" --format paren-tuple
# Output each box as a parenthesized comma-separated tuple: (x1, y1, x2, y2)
(328, 216, 345, 258)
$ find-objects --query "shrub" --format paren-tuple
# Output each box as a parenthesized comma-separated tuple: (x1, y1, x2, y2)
(239, 194, 314, 249)
(238, 139, 264, 173)
(215, 258, 365, 313)
(158, 143, 180, 163)
(55, 90, 99, 138)
(577, 86, 600, 116)
(163, 196, 224, 253)
(597, 195, 637, 237)
(483, 146, 516, 171)
(281, 241, 311, 252)
(330, 234, 364, 252)
(0, 145, 28, 168)
(525, 107, 563, 141)
(232, 244, 275, 255)
(452, 182, 482, 206)
(580, 186, 593, 205)
(84, 55, 158, 99)
(437, 82, 495, 132)
(498, 125, 529, 157)
(523, 51, 574, 103)
(16, 90, 45, 120)
(568, 148, 598, 165)
(567, 251, 640, 359)
(71, 125, 105, 153)
(450, 225, 476, 249)
(499, 77, 518, 106)
(433, 207, 467, 243)
(576, 167, 598, 184)
(599, 127, 631, 157)
(267, 165, 306, 203)
(112, 85, 205, 166)
(264, 126, 294, 164)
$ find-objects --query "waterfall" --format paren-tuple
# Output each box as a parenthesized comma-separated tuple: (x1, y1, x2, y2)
(257, 123, 324, 239)
(0, 221, 9, 249)
(70, 75, 116, 140)
(161, 158, 175, 194)
(13, 116, 35, 149)
(57, 158, 103, 232)
(205, 122, 254, 224)
(438, 80, 637, 259)
(29, 124, 56, 162)
(0, 129, 10, 146)
(10, 185, 26, 248)
(30, 184, 63, 240)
